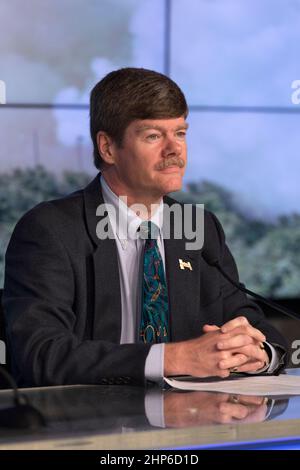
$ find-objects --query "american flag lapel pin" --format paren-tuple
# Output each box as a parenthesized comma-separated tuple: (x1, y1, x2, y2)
(178, 258, 193, 271)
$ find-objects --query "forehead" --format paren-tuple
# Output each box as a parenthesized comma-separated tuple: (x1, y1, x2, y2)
(128, 116, 188, 133)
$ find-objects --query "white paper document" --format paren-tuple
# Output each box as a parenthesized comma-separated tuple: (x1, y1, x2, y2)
(164, 374, 300, 396)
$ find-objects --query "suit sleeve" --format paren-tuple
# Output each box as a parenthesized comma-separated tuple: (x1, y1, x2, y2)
(3, 206, 151, 387)
(208, 211, 288, 367)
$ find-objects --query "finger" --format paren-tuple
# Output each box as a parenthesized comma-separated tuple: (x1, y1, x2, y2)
(238, 405, 268, 424)
(218, 353, 248, 370)
(227, 394, 266, 407)
(216, 369, 231, 379)
(203, 324, 220, 332)
(219, 402, 249, 420)
(217, 334, 254, 350)
(220, 316, 249, 333)
(221, 325, 266, 343)
(231, 345, 268, 363)
(216, 393, 231, 404)
(221, 319, 266, 343)
(219, 405, 266, 424)
(240, 344, 270, 365)
(237, 396, 268, 406)
(232, 360, 265, 373)
(218, 413, 232, 424)
(243, 326, 266, 343)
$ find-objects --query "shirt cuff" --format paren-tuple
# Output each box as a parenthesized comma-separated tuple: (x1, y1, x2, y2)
(144, 388, 165, 428)
(264, 341, 281, 373)
(144, 343, 165, 383)
(247, 341, 280, 374)
(144, 344, 165, 428)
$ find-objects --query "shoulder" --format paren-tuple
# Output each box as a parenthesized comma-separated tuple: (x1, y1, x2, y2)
(11, 189, 85, 241)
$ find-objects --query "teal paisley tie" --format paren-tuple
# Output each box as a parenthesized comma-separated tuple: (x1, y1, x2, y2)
(139, 221, 170, 343)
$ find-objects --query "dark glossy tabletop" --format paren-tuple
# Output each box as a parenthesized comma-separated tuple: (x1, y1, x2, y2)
(0, 369, 300, 449)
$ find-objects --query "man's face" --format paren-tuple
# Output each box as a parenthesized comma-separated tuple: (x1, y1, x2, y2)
(110, 116, 188, 200)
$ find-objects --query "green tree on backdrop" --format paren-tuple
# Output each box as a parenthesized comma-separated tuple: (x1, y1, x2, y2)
(1, 167, 300, 297)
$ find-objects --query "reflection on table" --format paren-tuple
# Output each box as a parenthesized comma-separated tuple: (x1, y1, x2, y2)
(0, 368, 299, 449)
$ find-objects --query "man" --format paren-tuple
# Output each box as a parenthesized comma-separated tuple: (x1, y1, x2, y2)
(3, 68, 286, 387)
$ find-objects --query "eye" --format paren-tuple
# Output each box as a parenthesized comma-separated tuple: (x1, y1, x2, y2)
(146, 133, 161, 141)
(176, 130, 187, 139)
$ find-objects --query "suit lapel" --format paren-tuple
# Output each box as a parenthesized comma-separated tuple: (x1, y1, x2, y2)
(92, 241, 122, 342)
(163, 197, 201, 342)
(83, 174, 122, 342)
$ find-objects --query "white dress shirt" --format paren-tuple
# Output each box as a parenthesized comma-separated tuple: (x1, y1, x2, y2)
(100, 175, 165, 382)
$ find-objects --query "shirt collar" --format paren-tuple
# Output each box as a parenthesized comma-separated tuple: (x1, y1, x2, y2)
(100, 174, 164, 242)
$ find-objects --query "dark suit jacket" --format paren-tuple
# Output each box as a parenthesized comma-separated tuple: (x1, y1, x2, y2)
(2, 174, 287, 387)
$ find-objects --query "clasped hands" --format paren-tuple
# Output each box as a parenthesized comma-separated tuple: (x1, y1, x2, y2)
(165, 316, 270, 378)
(164, 391, 269, 427)
(202, 316, 270, 376)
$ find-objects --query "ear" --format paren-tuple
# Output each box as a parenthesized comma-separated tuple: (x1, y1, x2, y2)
(96, 131, 116, 165)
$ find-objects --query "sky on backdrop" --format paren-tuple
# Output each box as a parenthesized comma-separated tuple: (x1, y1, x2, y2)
(0, 0, 300, 220)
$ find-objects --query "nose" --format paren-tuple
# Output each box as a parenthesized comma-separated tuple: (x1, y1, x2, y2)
(162, 135, 181, 158)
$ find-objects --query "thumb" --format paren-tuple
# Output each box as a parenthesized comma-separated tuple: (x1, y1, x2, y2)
(203, 324, 220, 332)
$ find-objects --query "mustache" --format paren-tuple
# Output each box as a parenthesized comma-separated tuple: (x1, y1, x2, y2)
(155, 157, 185, 171)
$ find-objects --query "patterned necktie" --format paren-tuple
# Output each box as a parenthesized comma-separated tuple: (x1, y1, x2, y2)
(139, 221, 170, 344)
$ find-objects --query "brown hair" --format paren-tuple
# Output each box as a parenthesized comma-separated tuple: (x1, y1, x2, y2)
(90, 67, 188, 169)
